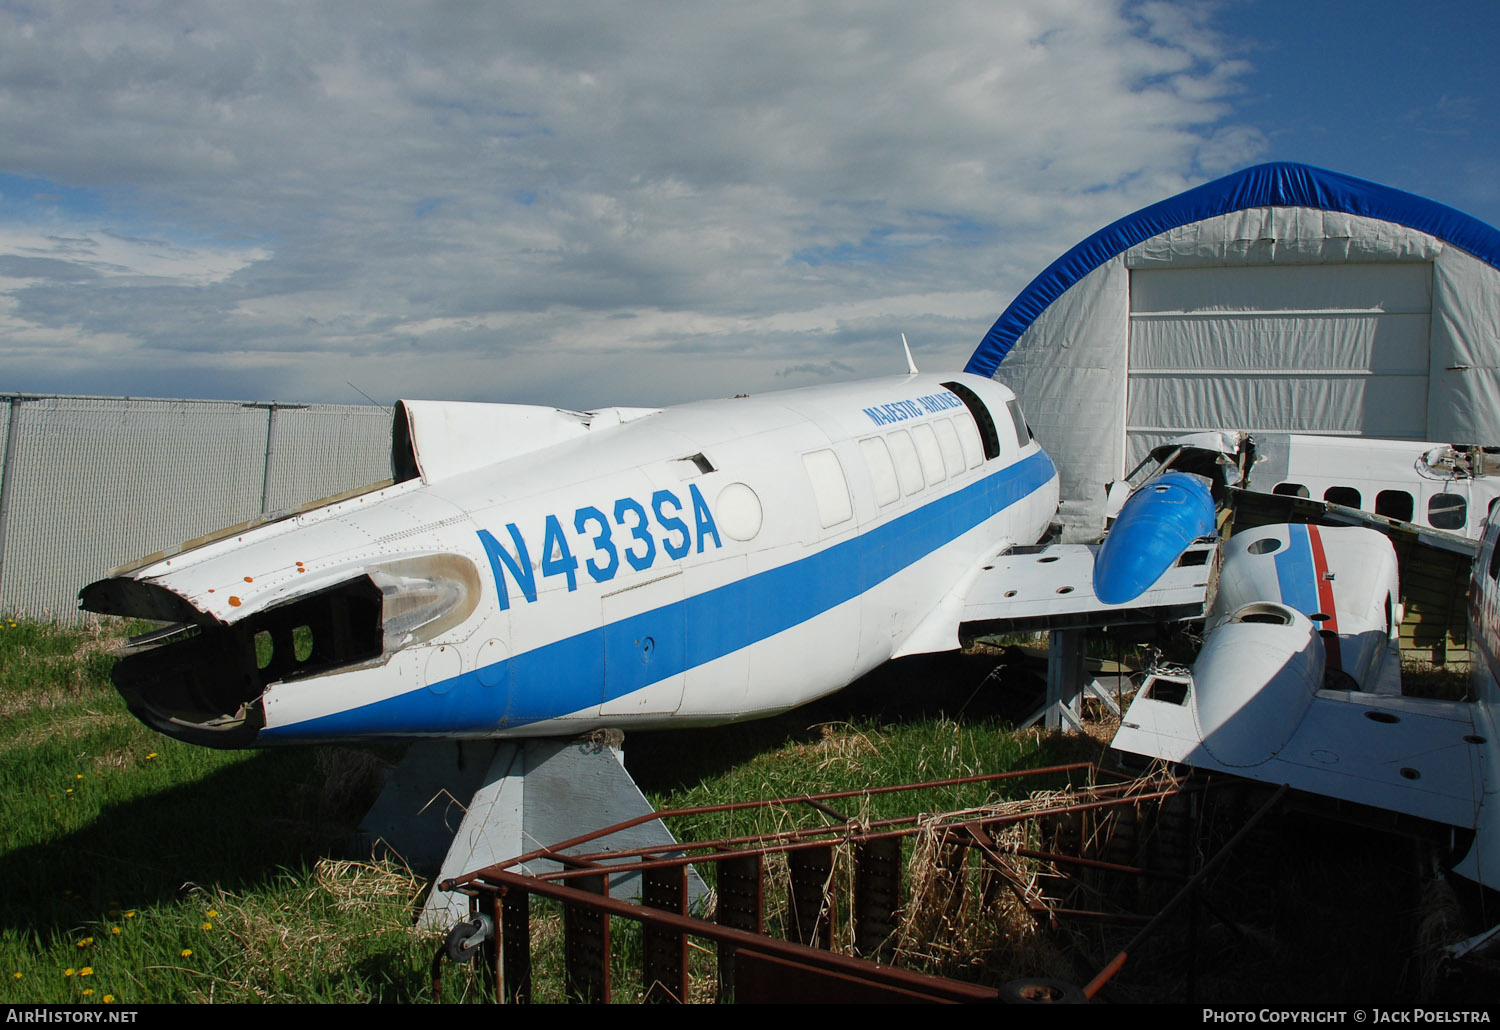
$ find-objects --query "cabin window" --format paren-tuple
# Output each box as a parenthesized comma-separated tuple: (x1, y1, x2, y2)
(1273, 482, 1309, 498)
(859, 437, 901, 507)
(1428, 493, 1467, 531)
(933, 418, 966, 478)
(953, 412, 985, 469)
(801, 449, 853, 529)
(886, 430, 926, 496)
(1489, 527, 1500, 581)
(940, 381, 1000, 460)
(912, 424, 947, 486)
(1324, 486, 1361, 508)
(1376, 489, 1414, 522)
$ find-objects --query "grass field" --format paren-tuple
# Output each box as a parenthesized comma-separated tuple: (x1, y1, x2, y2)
(0, 617, 1104, 1004)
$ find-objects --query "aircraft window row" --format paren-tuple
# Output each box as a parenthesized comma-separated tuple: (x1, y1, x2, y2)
(857, 414, 986, 509)
(1271, 482, 1467, 531)
(802, 448, 853, 529)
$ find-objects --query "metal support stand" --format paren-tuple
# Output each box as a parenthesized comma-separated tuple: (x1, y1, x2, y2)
(1021, 629, 1086, 732)
(356, 736, 707, 926)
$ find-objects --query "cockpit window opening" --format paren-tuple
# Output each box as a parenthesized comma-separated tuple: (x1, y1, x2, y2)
(1005, 400, 1032, 447)
(940, 381, 1000, 461)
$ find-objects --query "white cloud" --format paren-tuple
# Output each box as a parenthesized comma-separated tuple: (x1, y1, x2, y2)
(0, 0, 1263, 406)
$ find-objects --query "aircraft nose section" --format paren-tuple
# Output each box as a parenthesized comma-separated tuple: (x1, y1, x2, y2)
(1093, 472, 1216, 605)
(82, 553, 483, 749)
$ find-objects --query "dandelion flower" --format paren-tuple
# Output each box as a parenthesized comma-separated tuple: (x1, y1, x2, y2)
(110, 928, 121, 936)
(207, 910, 218, 918)
(200, 922, 212, 931)
(80, 968, 93, 977)
(102, 996, 114, 1004)
(76, 937, 92, 947)
(81, 989, 93, 996)
(180, 949, 192, 958)
(123, 911, 135, 919)
(64, 968, 75, 977)
(145, 753, 158, 761)
(11, 972, 20, 980)
(75, 774, 84, 780)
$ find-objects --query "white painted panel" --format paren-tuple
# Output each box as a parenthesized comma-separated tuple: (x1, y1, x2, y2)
(801, 448, 853, 528)
(911, 423, 946, 486)
(859, 436, 900, 507)
(954, 414, 985, 469)
(933, 418, 966, 478)
(886, 430, 925, 496)
(1130, 262, 1432, 314)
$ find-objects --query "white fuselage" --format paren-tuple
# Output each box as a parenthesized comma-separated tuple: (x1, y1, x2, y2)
(95, 372, 1057, 745)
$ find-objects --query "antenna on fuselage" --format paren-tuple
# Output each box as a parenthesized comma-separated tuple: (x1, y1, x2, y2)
(901, 333, 919, 375)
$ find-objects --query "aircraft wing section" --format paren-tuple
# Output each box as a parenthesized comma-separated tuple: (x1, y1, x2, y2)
(1114, 689, 1483, 829)
(959, 541, 1215, 635)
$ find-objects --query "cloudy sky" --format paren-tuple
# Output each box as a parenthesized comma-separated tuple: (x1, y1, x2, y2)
(1, 0, 1496, 410)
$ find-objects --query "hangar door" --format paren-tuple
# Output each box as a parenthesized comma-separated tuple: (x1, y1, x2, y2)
(1125, 262, 1433, 461)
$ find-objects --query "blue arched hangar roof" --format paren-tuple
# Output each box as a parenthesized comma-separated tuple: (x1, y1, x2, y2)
(964, 162, 1500, 378)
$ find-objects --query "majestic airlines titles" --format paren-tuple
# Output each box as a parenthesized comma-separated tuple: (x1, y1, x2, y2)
(861, 391, 965, 427)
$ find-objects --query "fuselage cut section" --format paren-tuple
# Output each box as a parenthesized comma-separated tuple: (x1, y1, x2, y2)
(85, 373, 1057, 746)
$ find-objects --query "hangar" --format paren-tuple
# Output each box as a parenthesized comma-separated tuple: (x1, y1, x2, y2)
(965, 163, 1500, 540)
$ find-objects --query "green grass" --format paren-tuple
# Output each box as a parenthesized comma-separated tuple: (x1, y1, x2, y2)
(0, 617, 1088, 1004)
(0, 616, 439, 1004)
(7, 616, 1450, 1005)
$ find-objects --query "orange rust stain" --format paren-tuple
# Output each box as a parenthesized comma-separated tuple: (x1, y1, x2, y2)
(243, 576, 253, 583)
(228, 596, 242, 607)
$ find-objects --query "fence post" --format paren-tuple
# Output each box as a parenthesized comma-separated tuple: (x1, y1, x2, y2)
(0, 397, 22, 604)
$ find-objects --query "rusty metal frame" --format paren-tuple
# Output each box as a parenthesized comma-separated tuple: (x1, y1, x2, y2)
(439, 763, 1272, 1003)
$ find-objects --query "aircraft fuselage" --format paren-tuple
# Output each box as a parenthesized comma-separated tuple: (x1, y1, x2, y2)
(85, 372, 1058, 747)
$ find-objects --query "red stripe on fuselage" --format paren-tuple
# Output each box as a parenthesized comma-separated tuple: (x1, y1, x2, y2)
(1307, 525, 1342, 670)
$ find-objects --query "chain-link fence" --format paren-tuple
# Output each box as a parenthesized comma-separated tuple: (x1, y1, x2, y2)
(0, 395, 393, 619)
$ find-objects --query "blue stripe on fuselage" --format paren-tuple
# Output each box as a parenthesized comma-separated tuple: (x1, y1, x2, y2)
(1272, 523, 1319, 618)
(262, 449, 1056, 739)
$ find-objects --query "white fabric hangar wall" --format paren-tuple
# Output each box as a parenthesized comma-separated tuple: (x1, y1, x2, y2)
(974, 165, 1500, 541)
(996, 207, 1500, 538)
(1122, 208, 1442, 469)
